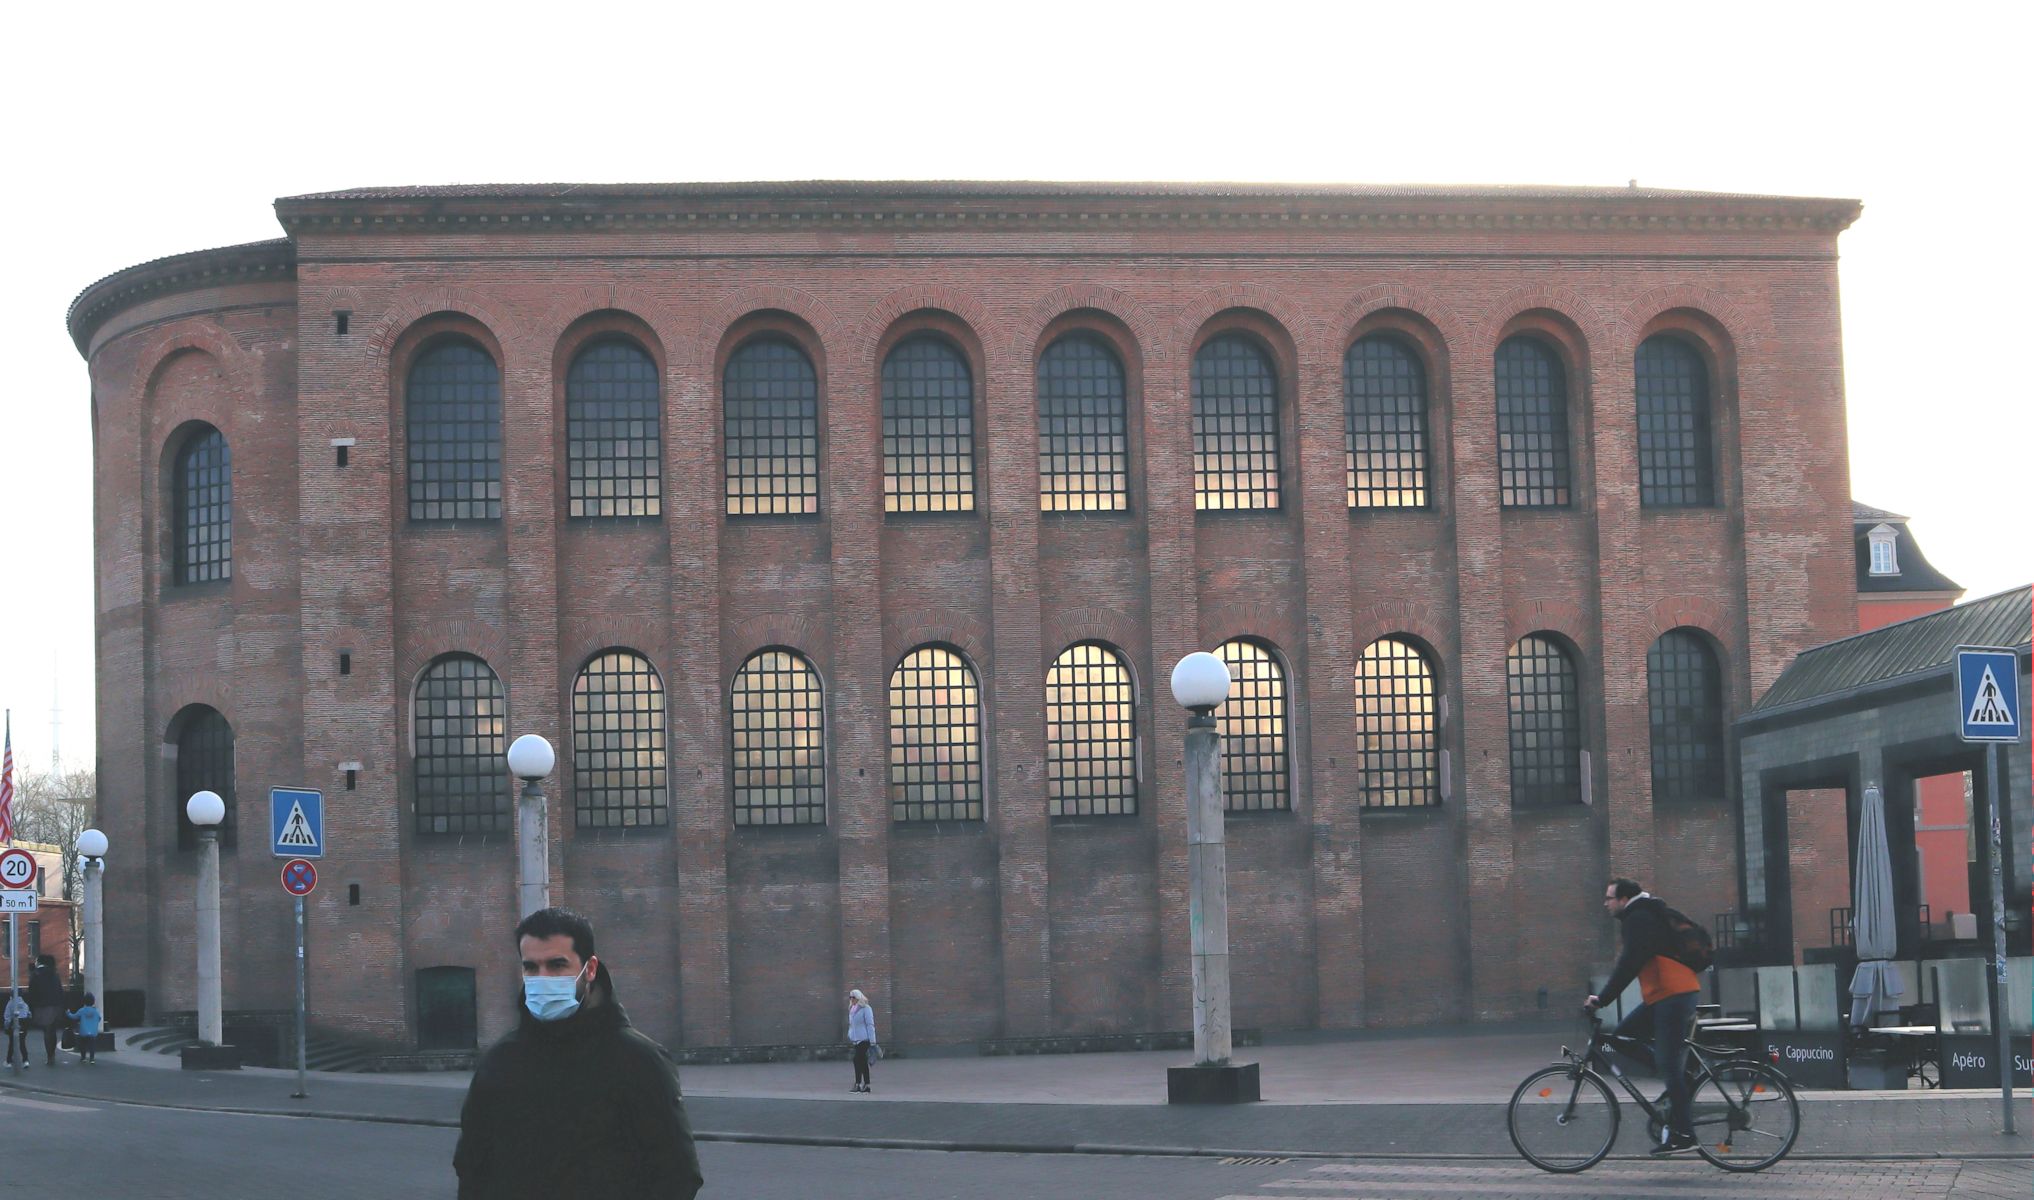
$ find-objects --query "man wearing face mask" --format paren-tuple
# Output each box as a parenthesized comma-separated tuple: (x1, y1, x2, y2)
(454, 907, 703, 1199)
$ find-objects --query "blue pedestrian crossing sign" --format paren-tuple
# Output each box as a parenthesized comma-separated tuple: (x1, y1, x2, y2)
(1955, 646, 2022, 744)
(271, 787, 325, 858)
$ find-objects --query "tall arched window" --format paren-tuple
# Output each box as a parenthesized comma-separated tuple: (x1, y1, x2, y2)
(1494, 337, 1572, 508)
(173, 706, 235, 850)
(1647, 629, 1726, 803)
(1344, 336, 1430, 508)
(1037, 334, 1129, 512)
(1045, 642, 1137, 816)
(725, 337, 821, 516)
(1635, 335, 1716, 507)
(1192, 335, 1281, 510)
(730, 648, 827, 826)
(565, 340, 662, 519)
(173, 425, 232, 584)
(888, 646, 983, 821)
(572, 650, 667, 828)
(1507, 634, 1583, 807)
(882, 337, 975, 513)
(407, 339, 502, 521)
(1354, 637, 1439, 808)
(413, 654, 508, 834)
(1214, 638, 1289, 811)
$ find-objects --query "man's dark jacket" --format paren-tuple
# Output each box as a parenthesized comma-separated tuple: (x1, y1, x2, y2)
(24, 963, 63, 1010)
(454, 964, 703, 1200)
(1596, 895, 1685, 1006)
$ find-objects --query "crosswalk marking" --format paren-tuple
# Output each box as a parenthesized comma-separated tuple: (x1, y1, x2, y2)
(1213, 1158, 1967, 1199)
(0, 1093, 99, 1114)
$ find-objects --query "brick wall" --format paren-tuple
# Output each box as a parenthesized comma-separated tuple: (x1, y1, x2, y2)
(78, 187, 1862, 1048)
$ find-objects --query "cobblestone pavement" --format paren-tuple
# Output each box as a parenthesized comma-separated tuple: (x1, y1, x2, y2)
(1209, 1157, 2034, 1199)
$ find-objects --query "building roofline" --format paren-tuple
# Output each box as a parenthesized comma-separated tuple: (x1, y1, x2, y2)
(65, 239, 296, 358)
(272, 179, 1863, 234)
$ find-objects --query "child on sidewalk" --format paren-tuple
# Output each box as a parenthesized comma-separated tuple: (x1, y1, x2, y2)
(66, 993, 102, 1064)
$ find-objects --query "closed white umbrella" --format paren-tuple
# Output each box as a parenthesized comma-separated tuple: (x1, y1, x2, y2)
(1848, 783, 1904, 1028)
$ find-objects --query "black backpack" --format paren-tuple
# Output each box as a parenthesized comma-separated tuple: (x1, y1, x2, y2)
(1659, 904, 1714, 973)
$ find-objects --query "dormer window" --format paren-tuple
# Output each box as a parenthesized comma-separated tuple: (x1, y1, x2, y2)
(1867, 524, 1900, 576)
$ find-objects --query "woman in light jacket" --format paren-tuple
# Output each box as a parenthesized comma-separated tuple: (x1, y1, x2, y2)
(847, 989, 877, 1093)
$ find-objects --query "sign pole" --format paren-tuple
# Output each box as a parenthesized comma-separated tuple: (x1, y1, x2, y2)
(6, 911, 15, 1069)
(293, 894, 307, 1099)
(1986, 742, 2013, 1134)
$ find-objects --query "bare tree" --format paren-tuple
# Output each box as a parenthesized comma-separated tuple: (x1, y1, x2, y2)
(11, 765, 95, 901)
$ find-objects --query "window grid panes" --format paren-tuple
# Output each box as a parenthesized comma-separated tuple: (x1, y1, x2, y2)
(1635, 336, 1715, 507)
(1647, 631, 1725, 804)
(725, 338, 821, 516)
(882, 338, 975, 514)
(1038, 335, 1129, 512)
(1215, 639, 1290, 812)
(1344, 337, 1430, 509)
(1495, 337, 1573, 508)
(174, 426, 232, 585)
(889, 646, 983, 821)
(407, 340, 502, 521)
(175, 708, 235, 851)
(1045, 643, 1138, 816)
(1355, 638, 1439, 808)
(414, 655, 509, 835)
(566, 340, 662, 519)
(1192, 336, 1281, 510)
(1507, 635, 1583, 807)
(572, 651, 668, 829)
(731, 649, 828, 826)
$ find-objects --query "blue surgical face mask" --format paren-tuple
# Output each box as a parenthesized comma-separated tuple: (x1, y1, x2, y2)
(523, 966, 587, 1022)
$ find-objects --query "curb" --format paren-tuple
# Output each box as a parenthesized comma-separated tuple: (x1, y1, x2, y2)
(3, 1077, 2028, 1161)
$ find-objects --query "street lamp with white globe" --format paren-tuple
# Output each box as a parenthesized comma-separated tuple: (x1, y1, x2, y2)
(75, 829, 107, 1025)
(185, 791, 226, 1051)
(1166, 651, 1260, 1103)
(507, 734, 556, 918)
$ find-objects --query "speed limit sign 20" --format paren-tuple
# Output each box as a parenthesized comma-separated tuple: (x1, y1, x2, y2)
(0, 848, 36, 889)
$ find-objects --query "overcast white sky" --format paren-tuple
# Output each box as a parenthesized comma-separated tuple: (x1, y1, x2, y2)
(2, 2, 2027, 776)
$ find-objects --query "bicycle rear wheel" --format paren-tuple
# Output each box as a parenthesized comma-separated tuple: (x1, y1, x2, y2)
(1688, 1060, 1799, 1171)
(1507, 1065, 1619, 1173)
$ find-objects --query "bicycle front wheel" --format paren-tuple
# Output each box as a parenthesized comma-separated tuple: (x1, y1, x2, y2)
(1689, 1060, 1799, 1172)
(1507, 1065, 1619, 1173)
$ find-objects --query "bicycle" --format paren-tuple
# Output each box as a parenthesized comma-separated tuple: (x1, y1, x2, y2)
(1506, 1011, 1800, 1173)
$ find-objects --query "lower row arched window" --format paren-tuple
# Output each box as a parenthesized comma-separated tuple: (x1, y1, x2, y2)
(1506, 634, 1583, 807)
(413, 654, 509, 834)
(572, 650, 668, 828)
(174, 705, 236, 849)
(888, 645, 983, 821)
(1646, 629, 1725, 802)
(1045, 642, 1138, 816)
(731, 648, 827, 825)
(1215, 638, 1290, 811)
(1354, 638, 1439, 808)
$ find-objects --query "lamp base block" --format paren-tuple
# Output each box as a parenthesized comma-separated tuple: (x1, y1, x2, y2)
(1167, 1061, 1260, 1104)
(180, 1044, 241, 1071)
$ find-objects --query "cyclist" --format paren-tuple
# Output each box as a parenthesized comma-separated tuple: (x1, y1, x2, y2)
(1585, 876, 1700, 1155)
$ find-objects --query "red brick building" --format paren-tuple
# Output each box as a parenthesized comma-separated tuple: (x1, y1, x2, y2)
(72, 182, 1863, 1053)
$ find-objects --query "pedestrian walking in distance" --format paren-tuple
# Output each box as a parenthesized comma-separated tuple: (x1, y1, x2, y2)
(454, 907, 703, 1200)
(26, 955, 64, 1068)
(2, 989, 29, 1069)
(848, 988, 878, 1093)
(68, 993, 102, 1064)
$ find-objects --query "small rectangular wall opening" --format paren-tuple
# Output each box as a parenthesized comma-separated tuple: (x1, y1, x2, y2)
(348, 883, 360, 906)
(338, 651, 352, 676)
(335, 311, 350, 336)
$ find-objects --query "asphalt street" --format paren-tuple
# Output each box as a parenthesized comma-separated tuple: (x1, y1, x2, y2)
(0, 1092, 2026, 1199)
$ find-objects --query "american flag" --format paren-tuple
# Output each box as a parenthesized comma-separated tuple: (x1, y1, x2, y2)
(0, 712, 13, 845)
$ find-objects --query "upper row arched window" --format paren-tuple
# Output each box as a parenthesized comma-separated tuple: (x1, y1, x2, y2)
(565, 340, 662, 519)
(1192, 336, 1282, 511)
(883, 337, 976, 514)
(407, 339, 503, 522)
(369, 325, 1717, 528)
(725, 338, 821, 516)
(173, 425, 232, 584)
